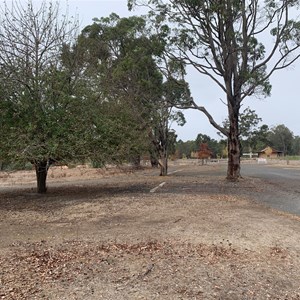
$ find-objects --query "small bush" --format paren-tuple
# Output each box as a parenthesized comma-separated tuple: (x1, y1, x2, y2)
(0, 161, 33, 171)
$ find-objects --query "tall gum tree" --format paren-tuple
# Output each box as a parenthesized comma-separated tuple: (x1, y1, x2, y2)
(79, 14, 188, 176)
(128, 0, 300, 180)
(0, 0, 79, 193)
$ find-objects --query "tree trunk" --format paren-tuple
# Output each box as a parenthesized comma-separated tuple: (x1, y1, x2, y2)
(227, 107, 241, 181)
(158, 145, 168, 176)
(131, 155, 141, 168)
(150, 153, 159, 168)
(35, 160, 48, 193)
(151, 157, 159, 168)
(159, 155, 168, 176)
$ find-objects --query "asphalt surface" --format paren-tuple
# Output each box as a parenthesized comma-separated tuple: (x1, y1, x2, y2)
(241, 164, 300, 216)
(165, 162, 300, 217)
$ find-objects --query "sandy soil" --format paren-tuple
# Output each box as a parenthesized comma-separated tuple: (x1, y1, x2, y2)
(0, 163, 300, 299)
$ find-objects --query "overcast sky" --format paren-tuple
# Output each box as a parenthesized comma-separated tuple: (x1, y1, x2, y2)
(11, 0, 300, 141)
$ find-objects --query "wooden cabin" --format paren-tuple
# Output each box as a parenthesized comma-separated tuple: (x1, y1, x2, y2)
(257, 146, 284, 158)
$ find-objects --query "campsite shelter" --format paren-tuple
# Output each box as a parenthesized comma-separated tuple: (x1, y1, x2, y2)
(257, 146, 284, 158)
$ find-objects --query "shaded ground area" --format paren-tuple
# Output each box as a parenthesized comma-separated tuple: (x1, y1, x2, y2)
(0, 164, 300, 299)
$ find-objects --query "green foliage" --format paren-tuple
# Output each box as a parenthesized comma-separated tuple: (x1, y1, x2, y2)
(175, 135, 227, 159)
(249, 124, 270, 152)
(0, 7, 190, 176)
(292, 136, 300, 155)
(1, 69, 89, 164)
(267, 124, 294, 155)
(175, 123, 300, 159)
(285, 156, 300, 161)
(222, 107, 263, 149)
(175, 140, 196, 159)
(78, 13, 189, 174)
(87, 100, 150, 166)
(0, 1, 84, 170)
(129, 0, 300, 179)
(238, 108, 262, 139)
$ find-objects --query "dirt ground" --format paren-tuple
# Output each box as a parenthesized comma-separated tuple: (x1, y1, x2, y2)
(0, 163, 300, 299)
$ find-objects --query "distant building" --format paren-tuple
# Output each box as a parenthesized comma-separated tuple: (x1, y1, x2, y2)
(257, 146, 284, 158)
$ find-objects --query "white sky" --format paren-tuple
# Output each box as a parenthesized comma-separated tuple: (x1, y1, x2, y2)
(10, 0, 300, 141)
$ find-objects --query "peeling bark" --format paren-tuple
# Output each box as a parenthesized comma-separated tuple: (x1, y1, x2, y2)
(227, 130, 241, 181)
(227, 101, 241, 181)
(159, 155, 168, 176)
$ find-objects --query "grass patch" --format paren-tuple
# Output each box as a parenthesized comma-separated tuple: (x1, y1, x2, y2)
(285, 156, 300, 161)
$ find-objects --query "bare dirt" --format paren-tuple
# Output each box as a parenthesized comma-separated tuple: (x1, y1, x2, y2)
(0, 163, 300, 299)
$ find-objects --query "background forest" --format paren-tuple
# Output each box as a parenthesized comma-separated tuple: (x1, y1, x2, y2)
(175, 123, 300, 160)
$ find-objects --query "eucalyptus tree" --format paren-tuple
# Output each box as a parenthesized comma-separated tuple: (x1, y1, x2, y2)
(151, 78, 186, 175)
(79, 14, 188, 175)
(0, 0, 81, 193)
(247, 124, 269, 152)
(292, 136, 300, 156)
(128, 0, 300, 180)
(267, 124, 294, 155)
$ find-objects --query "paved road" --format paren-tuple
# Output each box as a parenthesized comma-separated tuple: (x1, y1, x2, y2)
(241, 164, 300, 216)
(242, 164, 300, 182)
(165, 162, 300, 216)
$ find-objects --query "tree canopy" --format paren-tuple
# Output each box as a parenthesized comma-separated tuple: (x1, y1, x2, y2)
(268, 124, 294, 155)
(0, 4, 189, 192)
(77, 13, 188, 175)
(128, 0, 300, 180)
(0, 0, 82, 192)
